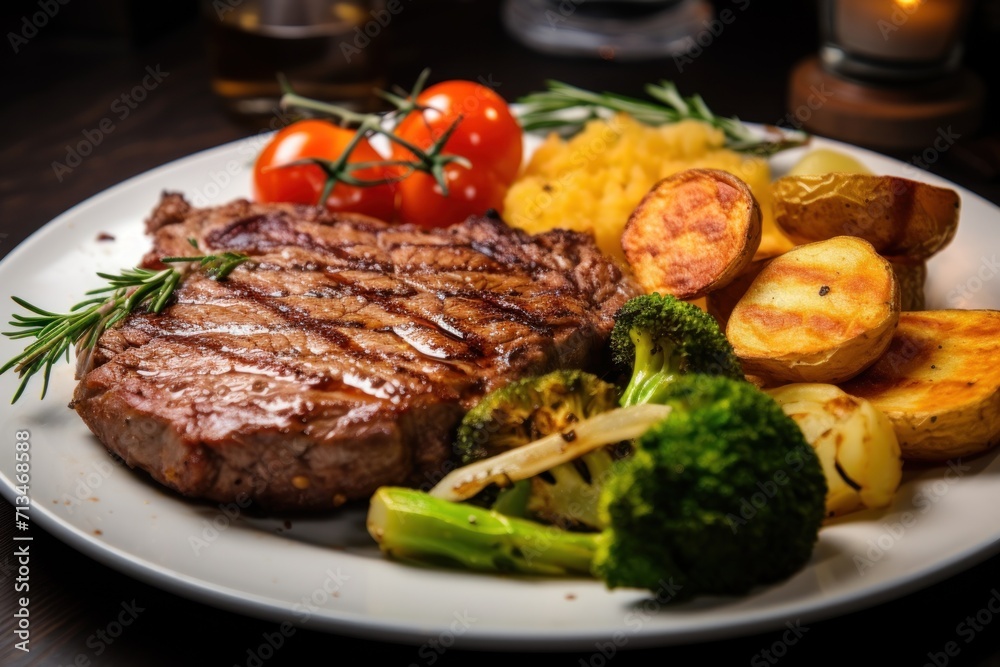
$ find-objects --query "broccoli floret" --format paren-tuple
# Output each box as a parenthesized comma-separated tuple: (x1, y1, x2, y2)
(611, 293, 744, 407)
(367, 375, 828, 600)
(454, 370, 624, 530)
(592, 374, 828, 597)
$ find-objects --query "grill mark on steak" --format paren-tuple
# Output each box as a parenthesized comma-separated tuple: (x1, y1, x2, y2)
(216, 279, 462, 396)
(206, 212, 393, 273)
(360, 292, 486, 361)
(73, 194, 640, 511)
(244, 264, 489, 360)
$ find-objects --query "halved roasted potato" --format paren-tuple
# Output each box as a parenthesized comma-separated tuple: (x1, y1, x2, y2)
(889, 257, 927, 311)
(622, 168, 762, 300)
(840, 310, 1000, 461)
(772, 173, 960, 259)
(726, 236, 900, 384)
(766, 383, 902, 518)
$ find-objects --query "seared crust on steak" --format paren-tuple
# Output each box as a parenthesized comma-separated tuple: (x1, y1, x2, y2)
(72, 193, 639, 511)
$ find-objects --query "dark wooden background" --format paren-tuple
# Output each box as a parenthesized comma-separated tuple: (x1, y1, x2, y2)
(2, 0, 1000, 664)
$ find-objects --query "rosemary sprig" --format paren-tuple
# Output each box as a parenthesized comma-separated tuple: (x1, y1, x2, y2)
(1, 243, 249, 403)
(516, 80, 808, 157)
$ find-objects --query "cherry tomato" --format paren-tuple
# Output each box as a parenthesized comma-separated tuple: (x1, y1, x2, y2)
(391, 80, 523, 186)
(253, 119, 395, 221)
(396, 163, 507, 229)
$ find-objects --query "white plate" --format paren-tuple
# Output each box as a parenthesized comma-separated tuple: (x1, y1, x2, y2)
(2, 129, 1000, 651)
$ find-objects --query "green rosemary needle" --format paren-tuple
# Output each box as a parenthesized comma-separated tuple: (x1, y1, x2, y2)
(516, 80, 808, 157)
(1, 245, 249, 403)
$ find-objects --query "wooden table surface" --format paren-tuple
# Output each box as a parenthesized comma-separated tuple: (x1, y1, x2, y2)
(2, 1, 1000, 665)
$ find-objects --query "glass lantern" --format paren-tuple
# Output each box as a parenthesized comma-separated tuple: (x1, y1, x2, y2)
(819, 0, 975, 82)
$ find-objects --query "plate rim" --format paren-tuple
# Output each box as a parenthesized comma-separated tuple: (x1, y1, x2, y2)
(2, 125, 1000, 650)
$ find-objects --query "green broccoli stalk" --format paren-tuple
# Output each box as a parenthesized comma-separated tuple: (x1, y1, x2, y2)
(368, 375, 828, 600)
(367, 487, 596, 576)
(453, 370, 624, 529)
(611, 293, 744, 407)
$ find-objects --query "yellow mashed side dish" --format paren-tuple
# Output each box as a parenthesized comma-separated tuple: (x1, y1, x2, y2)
(503, 114, 792, 266)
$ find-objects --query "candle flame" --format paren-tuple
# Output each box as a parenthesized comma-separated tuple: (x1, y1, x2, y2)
(893, 0, 923, 10)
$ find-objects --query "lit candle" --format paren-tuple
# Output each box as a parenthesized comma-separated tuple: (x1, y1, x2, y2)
(830, 0, 970, 63)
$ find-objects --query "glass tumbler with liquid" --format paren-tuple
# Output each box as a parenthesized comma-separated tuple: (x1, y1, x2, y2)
(203, 0, 388, 124)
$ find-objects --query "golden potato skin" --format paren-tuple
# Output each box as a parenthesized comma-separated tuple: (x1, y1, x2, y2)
(622, 168, 762, 300)
(888, 257, 927, 311)
(840, 310, 1000, 461)
(772, 173, 960, 259)
(726, 236, 900, 385)
(766, 383, 902, 518)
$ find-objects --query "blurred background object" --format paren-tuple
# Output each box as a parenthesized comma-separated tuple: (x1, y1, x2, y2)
(822, 0, 973, 82)
(502, 0, 713, 60)
(788, 0, 984, 151)
(201, 0, 388, 124)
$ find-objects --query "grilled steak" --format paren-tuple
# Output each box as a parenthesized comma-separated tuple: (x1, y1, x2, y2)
(71, 193, 639, 511)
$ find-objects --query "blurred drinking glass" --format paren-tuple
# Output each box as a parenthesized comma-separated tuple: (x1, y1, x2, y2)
(502, 0, 713, 61)
(203, 0, 388, 125)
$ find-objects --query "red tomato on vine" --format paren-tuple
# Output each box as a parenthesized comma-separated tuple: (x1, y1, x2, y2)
(253, 119, 396, 222)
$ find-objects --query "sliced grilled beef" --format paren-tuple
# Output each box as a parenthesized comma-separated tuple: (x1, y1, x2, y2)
(71, 193, 639, 511)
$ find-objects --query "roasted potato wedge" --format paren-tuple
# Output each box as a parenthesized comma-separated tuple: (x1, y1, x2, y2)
(622, 168, 762, 300)
(772, 173, 960, 259)
(726, 236, 900, 384)
(766, 383, 902, 518)
(840, 310, 1000, 461)
(889, 257, 927, 311)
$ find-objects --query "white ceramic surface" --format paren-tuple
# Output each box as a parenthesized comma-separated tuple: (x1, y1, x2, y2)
(1, 129, 999, 651)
